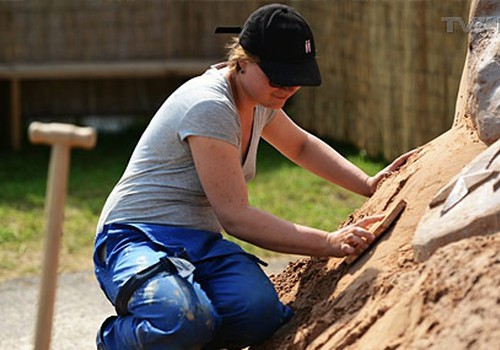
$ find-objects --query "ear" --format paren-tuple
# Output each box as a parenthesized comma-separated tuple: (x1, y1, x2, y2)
(238, 60, 248, 71)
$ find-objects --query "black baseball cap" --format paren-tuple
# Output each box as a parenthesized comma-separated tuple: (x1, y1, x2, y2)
(215, 4, 321, 87)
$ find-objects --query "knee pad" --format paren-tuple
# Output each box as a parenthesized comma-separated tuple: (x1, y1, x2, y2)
(100, 271, 221, 349)
(131, 272, 221, 349)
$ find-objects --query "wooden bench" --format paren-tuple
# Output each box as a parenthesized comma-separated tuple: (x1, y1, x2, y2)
(0, 59, 216, 151)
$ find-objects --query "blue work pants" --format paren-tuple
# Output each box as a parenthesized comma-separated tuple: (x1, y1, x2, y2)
(93, 223, 293, 349)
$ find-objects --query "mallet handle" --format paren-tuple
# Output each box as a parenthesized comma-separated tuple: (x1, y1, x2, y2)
(34, 144, 70, 350)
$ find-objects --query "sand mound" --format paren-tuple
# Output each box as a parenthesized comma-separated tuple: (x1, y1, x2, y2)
(263, 232, 500, 350)
(254, 124, 500, 349)
(254, 1, 500, 347)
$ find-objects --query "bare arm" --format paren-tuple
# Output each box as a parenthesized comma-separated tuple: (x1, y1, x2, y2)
(262, 110, 373, 196)
(262, 110, 416, 196)
(187, 135, 380, 257)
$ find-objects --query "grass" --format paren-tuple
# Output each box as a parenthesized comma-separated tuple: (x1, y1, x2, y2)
(0, 121, 385, 282)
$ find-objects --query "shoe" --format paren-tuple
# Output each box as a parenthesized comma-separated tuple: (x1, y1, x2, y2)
(96, 315, 117, 350)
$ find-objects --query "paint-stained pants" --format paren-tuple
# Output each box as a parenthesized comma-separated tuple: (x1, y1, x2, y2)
(93, 223, 293, 349)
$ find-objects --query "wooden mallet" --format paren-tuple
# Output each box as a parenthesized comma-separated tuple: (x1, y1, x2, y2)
(29, 122, 97, 350)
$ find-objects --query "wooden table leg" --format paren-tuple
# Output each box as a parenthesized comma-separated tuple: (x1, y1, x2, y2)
(10, 78, 21, 151)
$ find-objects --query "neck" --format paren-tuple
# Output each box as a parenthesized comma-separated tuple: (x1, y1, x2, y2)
(227, 71, 256, 117)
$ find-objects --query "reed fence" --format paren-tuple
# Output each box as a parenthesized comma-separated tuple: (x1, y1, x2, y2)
(0, 0, 471, 158)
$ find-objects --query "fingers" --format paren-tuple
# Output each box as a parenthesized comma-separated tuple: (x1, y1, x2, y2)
(341, 242, 355, 255)
(337, 216, 383, 256)
(328, 215, 385, 257)
(371, 149, 418, 194)
(348, 231, 369, 247)
(355, 215, 384, 229)
(340, 233, 367, 255)
(351, 226, 376, 243)
(377, 148, 419, 187)
(387, 148, 418, 172)
(370, 149, 413, 195)
(339, 226, 376, 255)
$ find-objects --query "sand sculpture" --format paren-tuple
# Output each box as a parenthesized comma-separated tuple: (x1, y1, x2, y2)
(255, 0, 499, 348)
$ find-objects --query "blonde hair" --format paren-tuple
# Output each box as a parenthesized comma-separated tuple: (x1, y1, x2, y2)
(226, 37, 260, 74)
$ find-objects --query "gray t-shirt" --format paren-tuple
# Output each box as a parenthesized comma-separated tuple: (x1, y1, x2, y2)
(97, 65, 277, 233)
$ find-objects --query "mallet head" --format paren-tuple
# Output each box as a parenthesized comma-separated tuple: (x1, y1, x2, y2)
(29, 122, 97, 149)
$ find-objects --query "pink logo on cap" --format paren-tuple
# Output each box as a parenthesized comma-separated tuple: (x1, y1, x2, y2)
(305, 39, 312, 54)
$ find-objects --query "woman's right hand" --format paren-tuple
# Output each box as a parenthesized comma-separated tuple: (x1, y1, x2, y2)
(325, 215, 384, 257)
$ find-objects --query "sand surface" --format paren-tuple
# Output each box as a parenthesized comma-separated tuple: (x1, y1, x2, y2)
(254, 124, 500, 349)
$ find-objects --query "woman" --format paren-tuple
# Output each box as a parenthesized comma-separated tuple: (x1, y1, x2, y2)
(94, 4, 412, 349)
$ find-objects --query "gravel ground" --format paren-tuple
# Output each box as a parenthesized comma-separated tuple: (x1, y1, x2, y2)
(0, 256, 296, 350)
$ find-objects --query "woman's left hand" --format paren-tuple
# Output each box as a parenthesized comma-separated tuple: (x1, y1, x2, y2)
(366, 148, 420, 195)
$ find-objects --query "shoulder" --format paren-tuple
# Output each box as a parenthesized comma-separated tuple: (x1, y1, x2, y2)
(178, 98, 240, 146)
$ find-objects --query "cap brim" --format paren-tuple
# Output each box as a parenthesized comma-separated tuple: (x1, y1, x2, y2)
(260, 58, 321, 87)
(214, 26, 242, 34)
